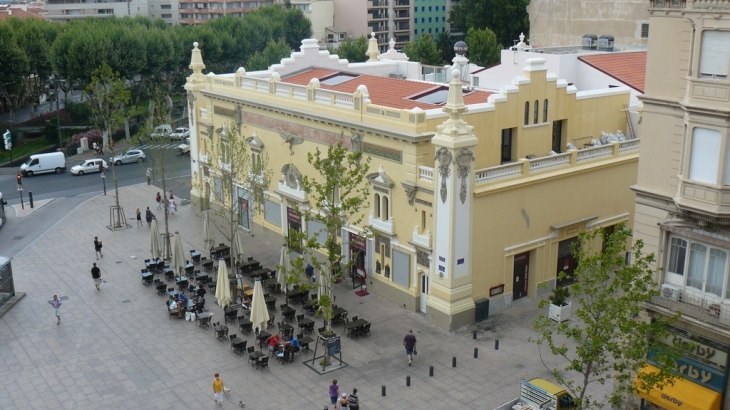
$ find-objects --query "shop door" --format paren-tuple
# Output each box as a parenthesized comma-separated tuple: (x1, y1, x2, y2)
(556, 237, 579, 287)
(513, 252, 529, 300)
(420, 272, 429, 312)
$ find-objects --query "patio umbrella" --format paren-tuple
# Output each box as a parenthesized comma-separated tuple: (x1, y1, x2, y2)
(150, 219, 161, 260)
(231, 229, 245, 267)
(215, 260, 232, 308)
(203, 210, 214, 252)
(171, 232, 186, 277)
(250, 279, 269, 333)
(277, 245, 290, 292)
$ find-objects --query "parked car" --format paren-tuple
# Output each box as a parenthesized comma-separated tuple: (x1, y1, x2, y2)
(178, 137, 190, 155)
(71, 159, 108, 175)
(20, 152, 66, 176)
(170, 127, 190, 140)
(150, 124, 172, 138)
(110, 149, 145, 165)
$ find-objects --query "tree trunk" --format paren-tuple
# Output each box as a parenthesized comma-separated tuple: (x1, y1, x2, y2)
(124, 118, 130, 141)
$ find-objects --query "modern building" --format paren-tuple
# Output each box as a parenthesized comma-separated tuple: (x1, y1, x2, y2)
(185, 37, 639, 331)
(527, 0, 650, 48)
(630, 0, 730, 408)
(178, 0, 275, 25)
(290, 0, 334, 44)
(44, 0, 150, 21)
(333, 0, 412, 51)
(413, 0, 447, 36)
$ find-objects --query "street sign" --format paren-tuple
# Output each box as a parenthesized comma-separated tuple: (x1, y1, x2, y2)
(327, 336, 341, 356)
(17, 186, 22, 191)
(101, 172, 106, 179)
(3, 129, 10, 150)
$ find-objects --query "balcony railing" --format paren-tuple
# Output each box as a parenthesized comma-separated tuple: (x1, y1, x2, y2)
(419, 166, 433, 182)
(649, 291, 730, 331)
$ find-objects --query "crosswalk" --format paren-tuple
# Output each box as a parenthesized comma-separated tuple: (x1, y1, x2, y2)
(130, 143, 182, 150)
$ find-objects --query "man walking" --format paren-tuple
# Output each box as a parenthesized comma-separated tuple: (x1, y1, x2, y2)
(50, 295, 62, 325)
(91, 263, 102, 291)
(347, 388, 360, 410)
(403, 329, 417, 366)
(146, 168, 152, 185)
(94, 236, 103, 260)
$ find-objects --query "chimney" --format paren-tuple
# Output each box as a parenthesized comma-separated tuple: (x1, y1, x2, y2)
(8, 9, 11, 15)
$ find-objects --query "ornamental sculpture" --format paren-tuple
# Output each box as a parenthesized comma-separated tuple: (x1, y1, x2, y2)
(435, 147, 452, 203)
(455, 148, 475, 204)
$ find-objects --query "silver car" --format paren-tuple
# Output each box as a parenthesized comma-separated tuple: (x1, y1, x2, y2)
(70, 159, 108, 175)
(110, 149, 146, 165)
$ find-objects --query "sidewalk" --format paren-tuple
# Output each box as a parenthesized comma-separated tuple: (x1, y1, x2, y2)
(0, 182, 609, 410)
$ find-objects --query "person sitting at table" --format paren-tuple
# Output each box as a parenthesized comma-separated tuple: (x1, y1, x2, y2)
(169, 298, 181, 318)
(289, 335, 301, 354)
(276, 341, 292, 364)
(241, 294, 251, 310)
(266, 333, 282, 356)
(178, 290, 188, 304)
(197, 287, 206, 298)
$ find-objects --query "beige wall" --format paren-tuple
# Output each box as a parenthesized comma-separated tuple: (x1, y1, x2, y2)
(333, 0, 368, 38)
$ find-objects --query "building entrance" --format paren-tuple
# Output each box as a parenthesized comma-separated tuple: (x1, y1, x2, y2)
(513, 252, 529, 300)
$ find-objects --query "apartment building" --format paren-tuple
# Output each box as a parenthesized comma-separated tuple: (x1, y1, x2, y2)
(184, 37, 638, 330)
(45, 0, 151, 21)
(179, 0, 274, 25)
(290, 0, 334, 44)
(413, 0, 447, 36)
(333, 0, 412, 51)
(629, 0, 730, 408)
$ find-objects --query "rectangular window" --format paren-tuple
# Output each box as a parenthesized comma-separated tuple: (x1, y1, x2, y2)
(214, 177, 223, 202)
(666, 235, 730, 300)
(501, 128, 514, 163)
(687, 243, 708, 291)
(689, 128, 722, 184)
(264, 199, 281, 226)
(237, 188, 249, 229)
(699, 31, 730, 79)
(421, 17, 425, 23)
(428, 17, 432, 22)
(392, 249, 410, 288)
(667, 237, 687, 275)
(161, 4, 171, 9)
(641, 23, 649, 38)
(428, 6, 432, 11)
(161, 13, 172, 18)
(307, 219, 328, 246)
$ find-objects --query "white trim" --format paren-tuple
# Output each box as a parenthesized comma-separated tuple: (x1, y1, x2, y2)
(585, 213, 630, 229)
(504, 231, 559, 255)
(575, 86, 631, 100)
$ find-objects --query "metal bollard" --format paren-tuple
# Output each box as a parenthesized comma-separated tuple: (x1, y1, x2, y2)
(429, 365, 434, 377)
(473, 330, 477, 340)
(495, 339, 499, 350)
(28, 191, 34, 208)
(452, 357, 457, 367)
(474, 347, 478, 358)
(406, 375, 411, 387)
(382, 385, 386, 396)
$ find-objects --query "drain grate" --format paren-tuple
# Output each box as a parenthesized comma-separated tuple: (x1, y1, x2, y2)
(60, 296, 69, 300)
(122, 300, 130, 304)
(115, 261, 122, 264)
(12, 236, 24, 240)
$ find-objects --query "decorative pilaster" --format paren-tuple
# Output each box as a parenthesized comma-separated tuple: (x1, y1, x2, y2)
(185, 42, 208, 210)
(427, 69, 479, 331)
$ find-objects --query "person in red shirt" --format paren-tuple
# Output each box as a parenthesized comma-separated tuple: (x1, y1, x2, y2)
(266, 333, 282, 356)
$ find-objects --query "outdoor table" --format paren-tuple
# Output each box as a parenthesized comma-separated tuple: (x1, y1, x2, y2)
(249, 350, 266, 366)
(141, 271, 154, 279)
(250, 268, 272, 280)
(240, 259, 260, 274)
(239, 318, 252, 327)
(299, 317, 314, 331)
(185, 263, 194, 274)
(279, 323, 293, 335)
(168, 290, 179, 297)
(281, 305, 295, 315)
(299, 335, 315, 353)
(195, 273, 209, 282)
(263, 277, 279, 291)
(196, 311, 213, 328)
(163, 267, 174, 277)
(286, 288, 304, 304)
(230, 337, 246, 354)
(257, 331, 271, 349)
(190, 251, 201, 263)
(202, 260, 214, 271)
(244, 289, 254, 298)
(210, 245, 230, 259)
(344, 319, 368, 337)
(175, 276, 189, 282)
(145, 259, 161, 269)
(332, 307, 348, 317)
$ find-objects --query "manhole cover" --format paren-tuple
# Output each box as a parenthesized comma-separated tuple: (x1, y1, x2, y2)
(60, 296, 69, 300)
(12, 236, 23, 240)
(115, 261, 122, 264)
(122, 300, 131, 304)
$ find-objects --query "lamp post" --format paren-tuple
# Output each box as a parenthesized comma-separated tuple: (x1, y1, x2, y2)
(51, 78, 66, 149)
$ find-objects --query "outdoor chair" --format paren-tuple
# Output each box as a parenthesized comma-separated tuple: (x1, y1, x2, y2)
(266, 317, 275, 329)
(256, 356, 269, 371)
(246, 346, 256, 364)
(167, 302, 177, 319)
(225, 310, 238, 324)
(283, 310, 296, 323)
(216, 327, 229, 342)
(239, 322, 253, 335)
(229, 335, 238, 352)
(304, 304, 316, 317)
(165, 270, 174, 281)
(237, 312, 247, 322)
(351, 316, 358, 322)
(362, 323, 371, 337)
(303, 322, 315, 334)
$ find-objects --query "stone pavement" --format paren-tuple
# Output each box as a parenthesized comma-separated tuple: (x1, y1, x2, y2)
(0, 183, 611, 410)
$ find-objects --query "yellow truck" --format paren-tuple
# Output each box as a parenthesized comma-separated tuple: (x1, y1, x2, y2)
(494, 378, 577, 410)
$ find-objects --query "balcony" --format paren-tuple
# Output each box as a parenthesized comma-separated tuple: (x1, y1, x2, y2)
(394, 22, 410, 32)
(418, 166, 433, 183)
(369, 211, 394, 235)
(368, 12, 389, 21)
(394, 10, 409, 19)
(368, 0, 389, 8)
(676, 178, 730, 217)
(394, 0, 410, 7)
(412, 227, 431, 247)
(648, 291, 730, 331)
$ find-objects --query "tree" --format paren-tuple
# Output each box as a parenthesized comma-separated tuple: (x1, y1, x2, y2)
(284, 8, 313, 49)
(286, 139, 371, 364)
(402, 33, 442, 66)
(434, 31, 456, 65)
(328, 36, 368, 63)
(449, 0, 529, 49)
(7, 18, 53, 117)
(532, 223, 687, 409)
(85, 63, 131, 229)
(465, 28, 502, 67)
(0, 21, 29, 123)
(246, 39, 292, 71)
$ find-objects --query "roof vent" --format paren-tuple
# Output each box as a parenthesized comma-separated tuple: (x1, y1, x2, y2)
(598, 35, 614, 51)
(389, 73, 404, 79)
(582, 34, 598, 50)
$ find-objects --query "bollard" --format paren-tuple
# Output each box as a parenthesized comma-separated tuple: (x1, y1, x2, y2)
(474, 347, 478, 358)
(452, 356, 457, 367)
(429, 366, 434, 377)
(28, 191, 34, 208)
(495, 339, 499, 350)
(382, 385, 386, 396)
(406, 375, 411, 387)
(473, 330, 477, 340)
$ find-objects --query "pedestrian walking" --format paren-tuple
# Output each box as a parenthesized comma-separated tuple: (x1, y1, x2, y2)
(145, 207, 153, 227)
(212, 373, 234, 406)
(91, 263, 102, 291)
(49, 294, 62, 325)
(347, 388, 360, 410)
(168, 196, 176, 215)
(156, 192, 162, 210)
(329, 379, 340, 408)
(136, 208, 142, 228)
(338, 393, 349, 410)
(404, 329, 417, 366)
(146, 168, 152, 185)
(94, 236, 103, 260)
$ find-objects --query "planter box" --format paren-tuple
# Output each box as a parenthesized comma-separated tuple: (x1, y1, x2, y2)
(549, 301, 572, 322)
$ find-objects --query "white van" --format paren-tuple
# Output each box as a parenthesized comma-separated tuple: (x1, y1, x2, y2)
(20, 152, 66, 176)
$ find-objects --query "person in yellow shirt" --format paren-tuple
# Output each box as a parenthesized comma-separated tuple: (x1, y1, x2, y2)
(212, 373, 224, 406)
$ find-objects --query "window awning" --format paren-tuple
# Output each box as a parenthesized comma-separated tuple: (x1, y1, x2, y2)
(634, 365, 721, 410)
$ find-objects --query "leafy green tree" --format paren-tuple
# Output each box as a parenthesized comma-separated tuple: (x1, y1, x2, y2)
(246, 39, 291, 71)
(449, 0, 529, 49)
(85, 63, 131, 227)
(328, 36, 368, 63)
(402, 33, 442, 65)
(532, 224, 687, 409)
(0, 21, 30, 122)
(8, 18, 53, 117)
(284, 8, 313, 49)
(465, 28, 502, 67)
(434, 31, 456, 64)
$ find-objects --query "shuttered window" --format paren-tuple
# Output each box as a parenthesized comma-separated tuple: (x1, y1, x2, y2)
(699, 31, 730, 79)
(689, 128, 722, 184)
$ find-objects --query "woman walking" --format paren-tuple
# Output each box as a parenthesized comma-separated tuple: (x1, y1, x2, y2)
(328, 379, 340, 409)
(168, 193, 177, 215)
(145, 207, 153, 227)
(136, 208, 142, 228)
(156, 192, 162, 210)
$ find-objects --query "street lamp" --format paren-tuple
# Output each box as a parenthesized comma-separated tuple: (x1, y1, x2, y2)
(50, 77, 67, 150)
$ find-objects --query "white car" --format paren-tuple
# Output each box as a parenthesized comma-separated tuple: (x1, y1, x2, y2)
(71, 159, 108, 175)
(170, 127, 190, 140)
(178, 137, 190, 155)
(150, 124, 172, 139)
(110, 149, 146, 165)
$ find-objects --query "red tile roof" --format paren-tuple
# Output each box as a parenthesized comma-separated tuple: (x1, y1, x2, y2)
(282, 68, 493, 110)
(578, 52, 647, 93)
(0, 9, 44, 20)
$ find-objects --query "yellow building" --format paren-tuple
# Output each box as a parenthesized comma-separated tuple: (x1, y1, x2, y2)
(185, 37, 640, 331)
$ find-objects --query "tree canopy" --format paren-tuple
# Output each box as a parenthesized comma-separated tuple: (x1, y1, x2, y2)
(449, 0, 529, 49)
(465, 28, 502, 67)
(402, 33, 442, 66)
(328, 36, 368, 63)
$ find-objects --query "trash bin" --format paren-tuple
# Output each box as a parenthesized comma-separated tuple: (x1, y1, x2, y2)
(77, 147, 84, 155)
(475, 298, 489, 322)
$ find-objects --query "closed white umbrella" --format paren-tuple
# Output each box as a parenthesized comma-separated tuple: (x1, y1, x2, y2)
(150, 219, 161, 260)
(215, 260, 232, 309)
(231, 229, 245, 267)
(171, 232, 186, 277)
(277, 245, 290, 292)
(203, 210, 214, 252)
(250, 279, 269, 333)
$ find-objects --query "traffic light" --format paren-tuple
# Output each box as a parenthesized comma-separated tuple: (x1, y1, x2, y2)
(16, 174, 22, 186)
(3, 129, 10, 150)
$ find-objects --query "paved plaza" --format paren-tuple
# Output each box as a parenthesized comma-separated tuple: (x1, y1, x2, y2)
(0, 183, 609, 409)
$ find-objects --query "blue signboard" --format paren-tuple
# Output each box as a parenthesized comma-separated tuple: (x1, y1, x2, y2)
(457, 258, 464, 265)
(439, 256, 445, 262)
(438, 265, 445, 272)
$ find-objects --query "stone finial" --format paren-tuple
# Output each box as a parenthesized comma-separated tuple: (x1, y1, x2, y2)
(389, 38, 395, 50)
(444, 70, 466, 119)
(366, 32, 380, 62)
(519, 32, 525, 43)
(189, 41, 206, 74)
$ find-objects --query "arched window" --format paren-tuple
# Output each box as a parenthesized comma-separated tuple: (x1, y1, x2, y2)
(543, 99, 548, 123)
(534, 100, 539, 124)
(382, 196, 389, 221)
(524, 102, 530, 125)
(374, 193, 381, 217)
